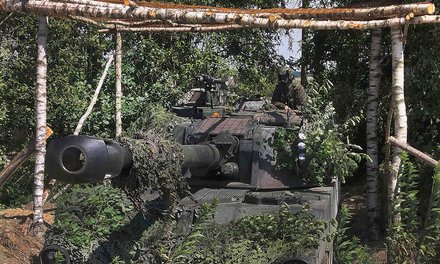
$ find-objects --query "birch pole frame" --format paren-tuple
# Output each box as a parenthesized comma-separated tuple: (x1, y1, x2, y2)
(32, 15, 48, 236)
(115, 31, 122, 138)
(1, 0, 439, 31)
(54, 0, 437, 20)
(388, 27, 408, 224)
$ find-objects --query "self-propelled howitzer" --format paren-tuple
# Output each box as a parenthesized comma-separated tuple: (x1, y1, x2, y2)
(41, 102, 339, 264)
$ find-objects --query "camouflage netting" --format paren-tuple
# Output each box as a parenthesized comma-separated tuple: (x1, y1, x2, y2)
(43, 105, 330, 263)
(44, 105, 189, 263)
(113, 104, 188, 215)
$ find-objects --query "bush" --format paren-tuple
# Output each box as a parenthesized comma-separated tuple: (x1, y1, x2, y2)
(387, 153, 440, 263)
(53, 184, 133, 248)
(272, 80, 368, 185)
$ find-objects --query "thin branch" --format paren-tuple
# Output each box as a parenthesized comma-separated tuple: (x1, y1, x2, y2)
(74, 52, 114, 135)
(103, 19, 163, 26)
(0, 12, 13, 26)
(68, 15, 105, 26)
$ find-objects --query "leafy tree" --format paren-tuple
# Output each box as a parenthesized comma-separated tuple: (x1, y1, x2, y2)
(0, 0, 285, 208)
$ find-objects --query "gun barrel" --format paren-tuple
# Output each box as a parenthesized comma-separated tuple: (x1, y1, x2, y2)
(46, 135, 227, 184)
(181, 144, 221, 168)
(46, 135, 133, 184)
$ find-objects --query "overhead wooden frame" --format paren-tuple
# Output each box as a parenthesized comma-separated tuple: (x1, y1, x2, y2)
(0, 0, 439, 32)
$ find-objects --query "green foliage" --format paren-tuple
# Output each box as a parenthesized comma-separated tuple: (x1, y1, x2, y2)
(53, 184, 133, 248)
(54, 251, 66, 264)
(272, 127, 298, 171)
(125, 104, 184, 139)
(387, 153, 440, 264)
(169, 202, 328, 263)
(0, 0, 284, 207)
(304, 80, 368, 184)
(335, 206, 377, 264)
(0, 161, 34, 208)
(404, 4, 440, 155)
(272, 80, 367, 185)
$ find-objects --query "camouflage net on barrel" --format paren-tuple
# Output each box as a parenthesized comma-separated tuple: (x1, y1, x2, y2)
(112, 104, 188, 215)
(44, 105, 189, 263)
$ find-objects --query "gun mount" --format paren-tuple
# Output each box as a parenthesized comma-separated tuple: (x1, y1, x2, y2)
(172, 75, 232, 119)
(41, 96, 339, 264)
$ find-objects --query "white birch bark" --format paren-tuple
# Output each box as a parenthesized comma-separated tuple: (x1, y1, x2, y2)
(98, 24, 242, 33)
(57, 0, 436, 20)
(389, 27, 407, 221)
(366, 29, 382, 240)
(1, 0, 439, 31)
(115, 31, 122, 138)
(32, 15, 47, 235)
(74, 53, 114, 135)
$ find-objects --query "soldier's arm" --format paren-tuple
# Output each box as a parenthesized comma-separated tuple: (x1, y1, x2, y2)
(271, 85, 287, 109)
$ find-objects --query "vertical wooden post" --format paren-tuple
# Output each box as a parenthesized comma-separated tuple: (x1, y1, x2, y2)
(388, 27, 407, 223)
(300, 0, 309, 87)
(115, 31, 122, 138)
(32, 15, 48, 236)
(367, 29, 382, 240)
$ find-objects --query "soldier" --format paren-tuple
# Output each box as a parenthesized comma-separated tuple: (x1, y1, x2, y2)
(271, 66, 306, 112)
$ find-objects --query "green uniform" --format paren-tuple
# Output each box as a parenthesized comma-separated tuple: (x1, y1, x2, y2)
(271, 79, 306, 110)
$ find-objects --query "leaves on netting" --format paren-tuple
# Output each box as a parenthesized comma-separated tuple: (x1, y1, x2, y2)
(113, 104, 188, 216)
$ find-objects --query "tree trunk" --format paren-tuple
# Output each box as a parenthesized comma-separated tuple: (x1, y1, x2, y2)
(115, 31, 122, 138)
(388, 27, 407, 223)
(32, 15, 48, 237)
(367, 29, 382, 241)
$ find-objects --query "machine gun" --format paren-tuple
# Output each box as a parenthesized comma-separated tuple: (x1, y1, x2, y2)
(173, 75, 231, 118)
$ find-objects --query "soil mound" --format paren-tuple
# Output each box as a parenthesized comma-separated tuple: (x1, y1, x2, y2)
(0, 204, 55, 264)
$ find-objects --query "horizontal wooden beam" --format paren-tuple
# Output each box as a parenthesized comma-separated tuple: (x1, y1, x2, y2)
(93, 15, 440, 31)
(1, 0, 439, 30)
(88, 0, 435, 20)
(388, 136, 438, 168)
(98, 24, 243, 33)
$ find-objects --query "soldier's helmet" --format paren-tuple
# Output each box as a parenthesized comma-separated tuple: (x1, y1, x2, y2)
(278, 66, 293, 83)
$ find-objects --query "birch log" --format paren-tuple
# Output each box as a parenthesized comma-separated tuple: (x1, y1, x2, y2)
(32, 15, 47, 235)
(388, 137, 438, 168)
(0, 128, 52, 188)
(98, 24, 243, 33)
(1, 0, 439, 30)
(389, 27, 407, 222)
(97, 16, 440, 32)
(58, 0, 436, 20)
(74, 53, 114, 135)
(366, 29, 382, 240)
(115, 31, 122, 138)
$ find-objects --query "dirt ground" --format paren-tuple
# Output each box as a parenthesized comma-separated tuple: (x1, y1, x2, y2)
(0, 204, 55, 264)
